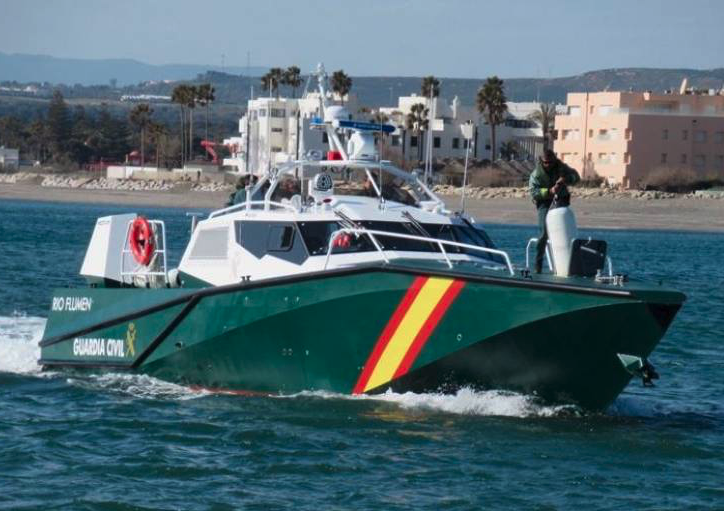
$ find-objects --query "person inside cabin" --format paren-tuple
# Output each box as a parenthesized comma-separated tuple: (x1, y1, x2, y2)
(528, 149, 580, 273)
(364, 171, 417, 206)
(272, 178, 301, 202)
(226, 176, 250, 206)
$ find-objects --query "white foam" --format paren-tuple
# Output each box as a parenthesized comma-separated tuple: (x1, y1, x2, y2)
(287, 387, 579, 418)
(0, 313, 46, 374)
(66, 373, 209, 401)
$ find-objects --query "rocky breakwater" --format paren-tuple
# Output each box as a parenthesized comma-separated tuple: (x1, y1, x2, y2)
(431, 185, 717, 200)
(1, 172, 237, 193)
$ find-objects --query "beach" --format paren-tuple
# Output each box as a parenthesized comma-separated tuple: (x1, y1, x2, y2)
(2, 180, 724, 232)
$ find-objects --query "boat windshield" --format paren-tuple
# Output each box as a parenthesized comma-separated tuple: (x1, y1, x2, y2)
(297, 220, 500, 262)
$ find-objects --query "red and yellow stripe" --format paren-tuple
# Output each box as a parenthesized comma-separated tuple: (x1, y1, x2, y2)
(353, 276, 465, 394)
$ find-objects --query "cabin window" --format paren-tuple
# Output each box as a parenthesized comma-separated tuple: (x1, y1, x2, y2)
(410, 136, 418, 147)
(297, 220, 499, 262)
(270, 108, 286, 118)
(452, 138, 459, 149)
(236, 221, 308, 264)
(433, 137, 441, 148)
(268, 225, 295, 252)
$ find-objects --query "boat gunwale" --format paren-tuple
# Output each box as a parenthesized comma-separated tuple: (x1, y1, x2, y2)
(38, 261, 649, 350)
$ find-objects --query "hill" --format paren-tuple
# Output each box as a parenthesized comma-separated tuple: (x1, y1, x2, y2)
(0, 52, 268, 85)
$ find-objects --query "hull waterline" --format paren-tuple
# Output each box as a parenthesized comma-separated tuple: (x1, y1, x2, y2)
(39, 264, 684, 410)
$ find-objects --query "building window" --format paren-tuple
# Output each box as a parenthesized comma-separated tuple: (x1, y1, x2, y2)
(694, 130, 707, 143)
(258, 109, 267, 117)
(589, 105, 595, 114)
(410, 136, 418, 147)
(270, 108, 285, 118)
(391, 135, 400, 147)
(598, 129, 609, 140)
(693, 155, 706, 168)
(588, 129, 593, 138)
(271, 127, 283, 133)
(661, 153, 668, 164)
(624, 153, 631, 164)
(567, 106, 581, 116)
(662, 129, 668, 140)
(597, 153, 609, 164)
(452, 137, 459, 149)
(271, 146, 283, 153)
(563, 129, 580, 141)
(433, 137, 441, 148)
(682, 129, 688, 141)
(714, 131, 724, 144)
(681, 154, 687, 164)
(625, 129, 632, 140)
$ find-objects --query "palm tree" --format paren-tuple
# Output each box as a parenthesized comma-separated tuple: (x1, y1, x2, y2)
(405, 103, 428, 162)
(129, 103, 153, 167)
(421, 76, 440, 99)
(476, 76, 508, 161)
(185, 85, 199, 161)
(528, 102, 557, 150)
(196, 83, 216, 144)
(148, 122, 167, 168)
(261, 68, 284, 98)
(283, 66, 303, 98)
(171, 84, 192, 164)
(331, 70, 352, 105)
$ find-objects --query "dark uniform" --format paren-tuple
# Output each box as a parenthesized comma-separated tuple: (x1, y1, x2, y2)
(528, 152, 580, 272)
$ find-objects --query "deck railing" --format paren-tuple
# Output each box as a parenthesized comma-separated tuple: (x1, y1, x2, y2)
(323, 227, 515, 275)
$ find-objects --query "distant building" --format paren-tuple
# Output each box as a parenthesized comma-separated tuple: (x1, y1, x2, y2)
(223, 92, 360, 174)
(554, 90, 724, 187)
(0, 147, 19, 169)
(222, 90, 558, 174)
(379, 96, 551, 162)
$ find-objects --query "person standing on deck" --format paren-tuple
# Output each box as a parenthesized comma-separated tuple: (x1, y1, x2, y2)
(528, 149, 580, 273)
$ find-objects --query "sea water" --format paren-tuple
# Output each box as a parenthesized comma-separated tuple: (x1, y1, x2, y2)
(0, 199, 722, 510)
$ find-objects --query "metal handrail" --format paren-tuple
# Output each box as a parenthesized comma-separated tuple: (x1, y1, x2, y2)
(209, 200, 298, 218)
(525, 238, 554, 271)
(323, 227, 515, 275)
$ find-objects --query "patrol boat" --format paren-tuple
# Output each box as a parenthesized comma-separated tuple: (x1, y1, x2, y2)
(38, 68, 685, 410)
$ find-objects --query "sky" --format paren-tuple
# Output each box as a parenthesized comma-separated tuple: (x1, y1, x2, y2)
(1, 0, 722, 79)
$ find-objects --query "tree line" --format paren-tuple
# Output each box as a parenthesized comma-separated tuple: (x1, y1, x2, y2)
(0, 83, 224, 170)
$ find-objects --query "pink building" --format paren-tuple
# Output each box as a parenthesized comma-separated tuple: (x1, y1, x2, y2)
(554, 90, 724, 188)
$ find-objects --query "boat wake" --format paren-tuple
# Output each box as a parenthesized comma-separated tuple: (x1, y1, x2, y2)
(65, 373, 209, 401)
(286, 388, 581, 418)
(1, 314, 697, 419)
(0, 313, 45, 375)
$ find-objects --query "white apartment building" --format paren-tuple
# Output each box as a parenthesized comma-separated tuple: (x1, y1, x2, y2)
(223, 92, 359, 174)
(223, 90, 557, 174)
(379, 96, 553, 163)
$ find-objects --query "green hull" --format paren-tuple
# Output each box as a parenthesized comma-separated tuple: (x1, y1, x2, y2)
(39, 263, 684, 409)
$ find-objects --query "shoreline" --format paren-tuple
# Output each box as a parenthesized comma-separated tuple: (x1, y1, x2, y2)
(2, 182, 724, 232)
